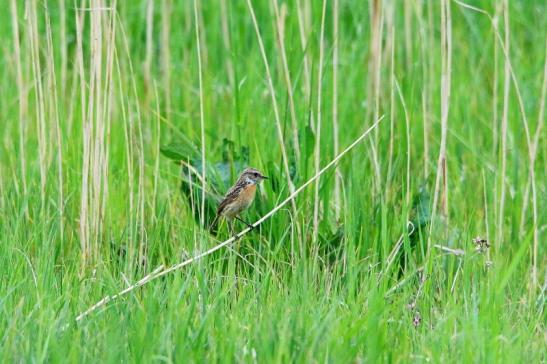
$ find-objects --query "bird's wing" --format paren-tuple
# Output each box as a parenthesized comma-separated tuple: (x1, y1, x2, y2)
(217, 183, 246, 214)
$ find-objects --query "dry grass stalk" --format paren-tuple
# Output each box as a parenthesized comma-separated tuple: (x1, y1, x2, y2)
(312, 0, 328, 243)
(27, 0, 48, 212)
(295, 0, 313, 107)
(272, 0, 301, 164)
(143, 0, 154, 105)
(219, 0, 234, 88)
(403, 0, 413, 69)
(116, 5, 149, 267)
(59, 0, 68, 95)
(497, 0, 510, 250)
(194, 0, 207, 231)
(387, 8, 395, 187)
(332, 0, 341, 221)
(530, 45, 546, 286)
(366, 0, 383, 195)
(10, 0, 28, 208)
(483, 170, 492, 263)
(434, 245, 465, 257)
(519, 46, 546, 286)
(245, 0, 300, 233)
(428, 0, 452, 252)
(77, 0, 116, 264)
(417, 1, 433, 179)
(44, 3, 65, 241)
(75, 1, 89, 259)
(161, 0, 172, 115)
(491, 4, 501, 155)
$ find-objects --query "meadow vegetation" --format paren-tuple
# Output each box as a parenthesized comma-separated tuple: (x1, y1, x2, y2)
(0, 0, 545, 362)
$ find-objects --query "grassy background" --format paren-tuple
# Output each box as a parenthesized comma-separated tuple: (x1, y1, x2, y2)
(0, 0, 545, 362)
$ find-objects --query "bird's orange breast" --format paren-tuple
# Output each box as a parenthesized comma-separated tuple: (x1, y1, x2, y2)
(221, 184, 257, 218)
(240, 184, 257, 204)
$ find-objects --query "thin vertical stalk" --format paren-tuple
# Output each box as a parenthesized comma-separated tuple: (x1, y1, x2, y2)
(492, 4, 500, 155)
(59, 0, 68, 96)
(123, 11, 146, 266)
(219, 0, 234, 88)
(89, 0, 104, 262)
(367, 0, 383, 195)
(497, 0, 510, 250)
(100, 7, 116, 258)
(416, 1, 431, 178)
(161, 0, 172, 116)
(295, 0, 313, 126)
(394, 79, 411, 206)
(482, 170, 491, 263)
(10, 0, 28, 211)
(332, 0, 341, 220)
(272, 0, 301, 164)
(44, 2, 65, 242)
(312, 0, 328, 243)
(27, 0, 48, 212)
(529, 47, 546, 288)
(152, 83, 161, 224)
(386, 6, 395, 186)
(429, 0, 452, 250)
(194, 0, 207, 230)
(245, 0, 299, 224)
(116, 53, 135, 265)
(144, 0, 154, 104)
(196, 0, 208, 67)
(75, 1, 90, 260)
(403, 0, 413, 70)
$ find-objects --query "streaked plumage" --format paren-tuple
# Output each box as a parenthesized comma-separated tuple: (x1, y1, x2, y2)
(209, 168, 267, 234)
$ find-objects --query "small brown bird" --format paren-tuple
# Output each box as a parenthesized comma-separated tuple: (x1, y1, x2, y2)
(209, 167, 268, 234)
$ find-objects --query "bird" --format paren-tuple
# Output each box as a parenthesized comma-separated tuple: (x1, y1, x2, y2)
(209, 167, 268, 235)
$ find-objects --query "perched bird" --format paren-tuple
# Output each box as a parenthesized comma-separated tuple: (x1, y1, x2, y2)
(209, 167, 268, 235)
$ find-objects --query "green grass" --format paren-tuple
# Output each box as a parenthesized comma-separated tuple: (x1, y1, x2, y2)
(0, 0, 545, 362)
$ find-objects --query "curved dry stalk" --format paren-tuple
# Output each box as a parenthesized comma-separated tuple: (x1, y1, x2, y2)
(74, 115, 385, 323)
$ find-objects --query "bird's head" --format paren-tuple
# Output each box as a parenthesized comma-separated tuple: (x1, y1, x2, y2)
(240, 168, 268, 185)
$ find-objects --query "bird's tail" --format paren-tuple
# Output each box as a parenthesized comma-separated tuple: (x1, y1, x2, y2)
(209, 214, 220, 235)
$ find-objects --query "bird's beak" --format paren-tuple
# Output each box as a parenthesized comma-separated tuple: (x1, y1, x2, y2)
(261, 175, 268, 180)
